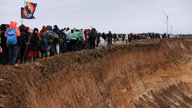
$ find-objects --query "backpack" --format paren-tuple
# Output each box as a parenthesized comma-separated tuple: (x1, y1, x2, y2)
(46, 31, 59, 44)
(6, 28, 17, 45)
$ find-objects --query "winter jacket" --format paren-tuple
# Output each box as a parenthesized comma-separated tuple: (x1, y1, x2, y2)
(107, 32, 112, 39)
(40, 34, 48, 51)
(45, 31, 60, 45)
(5, 21, 20, 37)
(30, 33, 39, 50)
(84, 29, 88, 42)
(20, 25, 30, 48)
(68, 32, 78, 40)
(53, 27, 61, 39)
(0, 24, 7, 49)
(46, 25, 60, 44)
(77, 30, 85, 42)
(5, 21, 21, 46)
(88, 31, 96, 41)
(39, 26, 46, 38)
(60, 32, 67, 42)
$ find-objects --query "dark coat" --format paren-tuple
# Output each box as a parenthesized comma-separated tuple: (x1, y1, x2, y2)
(0, 24, 8, 65)
(53, 27, 61, 39)
(0, 24, 7, 49)
(20, 31, 30, 48)
(30, 33, 39, 50)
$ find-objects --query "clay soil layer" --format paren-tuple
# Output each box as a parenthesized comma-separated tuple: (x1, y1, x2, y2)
(0, 38, 192, 108)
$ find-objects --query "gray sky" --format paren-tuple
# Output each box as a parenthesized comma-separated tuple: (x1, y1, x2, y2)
(1, 0, 192, 34)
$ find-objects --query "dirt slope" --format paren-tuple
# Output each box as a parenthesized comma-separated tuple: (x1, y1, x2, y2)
(0, 38, 192, 108)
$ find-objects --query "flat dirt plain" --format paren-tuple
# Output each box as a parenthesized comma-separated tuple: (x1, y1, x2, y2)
(0, 38, 192, 108)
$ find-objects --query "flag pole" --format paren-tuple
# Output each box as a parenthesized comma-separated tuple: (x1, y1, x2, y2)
(21, 18, 23, 25)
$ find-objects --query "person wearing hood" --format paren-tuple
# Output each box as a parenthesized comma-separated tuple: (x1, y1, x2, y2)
(67, 29, 78, 51)
(39, 26, 48, 58)
(19, 25, 30, 63)
(53, 25, 61, 54)
(39, 25, 46, 39)
(37, 26, 46, 59)
(5, 21, 21, 65)
(60, 28, 67, 53)
(44, 25, 59, 56)
(88, 28, 97, 49)
(77, 29, 85, 50)
(107, 31, 112, 46)
(29, 28, 39, 61)
(83, 29, 89, 50)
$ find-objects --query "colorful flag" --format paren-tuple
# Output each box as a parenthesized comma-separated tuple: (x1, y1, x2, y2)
(21, 2, 37, 19)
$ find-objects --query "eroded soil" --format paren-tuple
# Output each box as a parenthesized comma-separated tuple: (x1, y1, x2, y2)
(0, 38, 192, 108)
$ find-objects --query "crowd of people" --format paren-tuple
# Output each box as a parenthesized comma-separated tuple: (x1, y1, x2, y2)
(0, 21, 115, 65)
(178, 34, 192, 38)
(0, 21, 190, 65)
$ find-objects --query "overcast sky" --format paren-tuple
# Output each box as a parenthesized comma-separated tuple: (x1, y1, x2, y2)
(1, 0, 192, 34)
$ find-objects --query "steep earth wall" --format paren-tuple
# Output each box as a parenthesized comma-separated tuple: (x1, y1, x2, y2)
(0, 38, 192, 108)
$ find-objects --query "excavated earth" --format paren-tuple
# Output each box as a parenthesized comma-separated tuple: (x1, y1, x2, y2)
(0, 38, 192, 108)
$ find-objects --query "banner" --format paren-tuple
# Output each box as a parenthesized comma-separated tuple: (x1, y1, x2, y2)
(21, 2, 37, 19)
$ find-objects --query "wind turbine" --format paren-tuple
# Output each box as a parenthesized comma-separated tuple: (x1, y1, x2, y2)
(162, 11, 169, 37)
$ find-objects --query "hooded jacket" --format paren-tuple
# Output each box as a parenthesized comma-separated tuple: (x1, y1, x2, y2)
(5, 21, 20, 37)
(77, 30, 85, 42)
(67, 32, 78, 40)
(39, 26, 46, 38)
(5, 21, 21, 46)
(30, 28, 39, 50)
(84, 29, 88, 42)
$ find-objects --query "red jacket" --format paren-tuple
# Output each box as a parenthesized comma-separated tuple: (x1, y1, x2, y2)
(5, 21, 20, 37)
(84, 29, 88, 42)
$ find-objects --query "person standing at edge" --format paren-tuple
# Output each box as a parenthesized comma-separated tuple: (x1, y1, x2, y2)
(88, 28, 97, 49)
(5, 21, 21, 65)
(29, 28, 39, 61)
(0, 24, 9, 65)
(107, 31, 112, 46)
